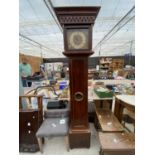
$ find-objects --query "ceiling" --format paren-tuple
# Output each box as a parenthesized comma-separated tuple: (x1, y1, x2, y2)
(19, 0, 135, 58)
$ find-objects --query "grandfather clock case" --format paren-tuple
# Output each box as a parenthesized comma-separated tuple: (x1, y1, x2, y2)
(54, 7, 100, 149)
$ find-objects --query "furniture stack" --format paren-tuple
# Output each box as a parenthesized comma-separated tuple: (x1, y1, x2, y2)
(95, 101, 135, 155)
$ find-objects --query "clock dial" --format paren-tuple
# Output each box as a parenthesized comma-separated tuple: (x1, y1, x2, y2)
(67, 29, 89, 50)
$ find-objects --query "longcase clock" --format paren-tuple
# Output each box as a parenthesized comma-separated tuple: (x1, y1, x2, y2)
(54, 7, 100, 149)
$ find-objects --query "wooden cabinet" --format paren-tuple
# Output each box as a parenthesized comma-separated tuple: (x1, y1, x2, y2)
(99, 57, 113, 79)
(99, 57, 124, 78)
(110, 58, 124, 71)
(99, 57, 124, 72)
(99, 57, 112, 71)
(19, 96, 43, 152)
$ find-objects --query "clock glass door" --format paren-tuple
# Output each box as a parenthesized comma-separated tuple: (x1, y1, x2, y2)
(66, 29, 89, 50)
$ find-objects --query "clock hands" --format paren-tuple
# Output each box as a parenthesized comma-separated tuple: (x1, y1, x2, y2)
(74, 35, 82, 45)
(68, 30, 88, 49)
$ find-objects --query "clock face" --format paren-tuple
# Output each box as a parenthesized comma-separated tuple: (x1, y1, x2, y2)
(67, 29, 89, 50)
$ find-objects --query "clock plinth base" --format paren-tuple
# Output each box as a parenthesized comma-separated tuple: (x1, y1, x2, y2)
(69, 127, 91, 149)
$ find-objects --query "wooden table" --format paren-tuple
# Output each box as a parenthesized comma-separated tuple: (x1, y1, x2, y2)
(59, 86, 114, 112)
(23, 80, 135, 112)
(98, 132, 135, 155)
(114, 95, 135, 123)
(95, 108, 124, 132)
(58, 79, 134, 108)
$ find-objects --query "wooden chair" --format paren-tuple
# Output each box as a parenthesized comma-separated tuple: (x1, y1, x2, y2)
(19, 95, 43, 152)
(114, 97, 135, 133)
(122, 108, 135, 133)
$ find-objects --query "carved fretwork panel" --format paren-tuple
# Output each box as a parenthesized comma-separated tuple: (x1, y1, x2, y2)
(59, 16, 96, 24)
(54, 7, 100, 26)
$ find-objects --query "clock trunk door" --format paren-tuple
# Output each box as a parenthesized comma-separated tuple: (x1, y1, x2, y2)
(69, 57, 89, 130)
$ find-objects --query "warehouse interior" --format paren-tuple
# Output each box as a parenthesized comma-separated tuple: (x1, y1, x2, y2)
(19, 1, 135, 155)
(0, 0, 152, 155)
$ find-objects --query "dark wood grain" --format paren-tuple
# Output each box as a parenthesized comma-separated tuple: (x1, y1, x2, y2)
(95, 108, 124, 132)
(69, 127, 90, 149)
(94, 100, 113, 110)
(19, 96, 43, 152)
(68, 56, 91, 148)
(114, 98, 135, 123)
(98, 132, 135, 151)
(54, 7, 100, 26)
(54, 6, 100, 149)
(69, 57, 89, 129)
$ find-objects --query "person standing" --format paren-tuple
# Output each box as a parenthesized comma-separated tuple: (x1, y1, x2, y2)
(19, 57, 32, 87)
